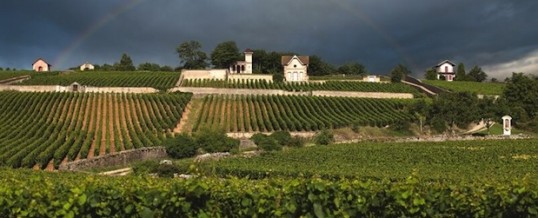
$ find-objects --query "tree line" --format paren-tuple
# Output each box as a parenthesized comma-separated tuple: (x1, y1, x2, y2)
(71, 53, 174, 72)
(409, 73, 538, 133)
(176, 40, 368, 76)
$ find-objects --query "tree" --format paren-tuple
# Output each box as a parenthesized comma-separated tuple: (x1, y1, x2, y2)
(0, 67, 3, 71)
(176, 40, 208, 69)
(455, 63, 467, 81)
(390, 64, 410, 83)
(502, 73, 538, 126)
(477, 97, 498, 134)
(308, 55, 334, 76)
(160, 65, 174, 72)
(164, 134, 198, 159)
(114, 53, 135, 71)
(408, 99, 431, 133)
(467, 66, 487, 82)
(429, 92, 480, 132)
(138, 62, 161, 71)
(193, 127, 239, 153)
(424, 68, 437, 80)
(210, 41, 241, 68)
(337, 62, 367, 76)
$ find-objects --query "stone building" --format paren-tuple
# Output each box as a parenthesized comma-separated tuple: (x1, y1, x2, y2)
(282, 55, 309, 82)
(32, 58, 51, 72)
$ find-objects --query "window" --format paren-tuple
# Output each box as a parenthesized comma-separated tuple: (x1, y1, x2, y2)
(294, 65, 297, 68)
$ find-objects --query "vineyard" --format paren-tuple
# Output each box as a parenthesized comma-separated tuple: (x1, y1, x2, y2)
(19, 71, 180, 90)
(423, 80, 505, 95)
(0, 169, 536, 217)
(0, 91, 191, 169)
(181, 79, 419, 94)
(192, 94, 414, 132)
(0, 71, 35, 82)
(199, 139, 538, 182)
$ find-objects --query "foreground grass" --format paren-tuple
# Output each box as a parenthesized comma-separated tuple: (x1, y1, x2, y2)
(423, 80, 505, 95)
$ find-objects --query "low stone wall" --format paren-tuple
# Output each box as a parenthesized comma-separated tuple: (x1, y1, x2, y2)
(84, 87, 158, 93)
(181, 69, 227, 81)
(59, 147, 168, 171)
(0, 85, 58, 92)
(171, 87, 413, 99)
(312, 90, 413, 99)
(227, 132, 316, 139)
(171, 87, 309, 98)
(228, 74, 273, 82)
(0, 85, 158, 93)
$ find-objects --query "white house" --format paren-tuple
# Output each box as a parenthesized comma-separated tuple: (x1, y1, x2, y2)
(80, 63, 95, 71)
(282, 55, 309, 82)
(32, 58, 51, 72)
(229, 49, 253, 74)
(435, 60, 456, 81)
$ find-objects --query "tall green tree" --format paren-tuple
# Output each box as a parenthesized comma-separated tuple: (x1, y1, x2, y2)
(429, 92, 480, 131)
(138, 62, 161, 71)
(114, 53, 135, 71)
(390, 64, 411, 83)
(424, 68, 437, 80)
(211, 41, 241, 68)
(502, 73, 538, 125)
(455, 63, 467, 81)
(176, 40, 208, 69)
(467, 66, 487, 82)
(337, 62, 367, 75)
(308, 55, 334, 76)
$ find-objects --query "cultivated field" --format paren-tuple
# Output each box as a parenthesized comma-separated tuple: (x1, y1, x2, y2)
(19, 71, 180, 90)
(0, 71, 35, 81)
(199, 139, 538, 182)
(182, 79, 419, 94)
(0, 91, 191, 169)
(192, 94, 414, 132)
(423, 80, 505, 95)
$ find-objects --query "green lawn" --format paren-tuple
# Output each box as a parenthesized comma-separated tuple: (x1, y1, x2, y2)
(422, 80, 505, 95)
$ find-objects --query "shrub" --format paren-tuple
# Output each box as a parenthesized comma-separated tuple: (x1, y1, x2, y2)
(257, 136, 282, 151)
(155, 164, 181, 178)
(163, 134, 198, 159)
(194, 127, 239, 153)
(314, 129, 334, 145)
(288, 136, 305, 147)
(390, 120, 410, 131)
(270, 131, 291, 146)
(132, 160, 160, 175)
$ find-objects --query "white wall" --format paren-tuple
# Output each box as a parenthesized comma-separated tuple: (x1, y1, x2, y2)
(228, 74, 273, 82)
(284, 58, 308, 82)
(437, 63, 454, 73)
(33, 60, 50, 72)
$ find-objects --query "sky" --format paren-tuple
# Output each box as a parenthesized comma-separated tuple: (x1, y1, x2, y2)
(1, 0, 537, 79)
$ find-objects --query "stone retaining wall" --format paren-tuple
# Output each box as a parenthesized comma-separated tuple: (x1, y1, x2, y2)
(170, 87, 413, 99)
(0, 85, 158, 93)
(227, 132, 316, 139)
(59, 147, 168, 171)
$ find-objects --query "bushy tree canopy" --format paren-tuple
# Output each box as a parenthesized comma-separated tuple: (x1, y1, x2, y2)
(211, 41, 241, 68)
(176, 40, 208, 69)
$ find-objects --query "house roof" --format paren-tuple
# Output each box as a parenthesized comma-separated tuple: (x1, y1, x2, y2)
(281, 55, 310, 65)
(244, 48, 253, 53)
(33, 58, 51, 66)
(436, 60, 455, 67)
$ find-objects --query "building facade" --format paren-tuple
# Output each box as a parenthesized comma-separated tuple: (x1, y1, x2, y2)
(229, 49, 253, 74)
(435, 60, 456, 81)
(80, 63, 95, 71)
(282, 55, 309, 82)
(32, 58, 51, 72)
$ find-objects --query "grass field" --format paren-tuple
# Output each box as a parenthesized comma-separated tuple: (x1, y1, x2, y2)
(19, 71, 180, 90)
(422, 80, 505, 95)
(0, 71, 35, 81)
(198, 139, 538, 182)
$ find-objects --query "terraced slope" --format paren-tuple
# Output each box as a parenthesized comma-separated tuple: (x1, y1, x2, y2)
(193, 94, 414, 132)
(0, 91, 191, 169)
(19, 71, 180, 90)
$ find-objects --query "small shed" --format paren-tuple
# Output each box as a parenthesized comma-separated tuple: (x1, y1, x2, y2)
(69, 82, 85, 92)
(80, 63, 95, 71)
(32, 58, 51, 72)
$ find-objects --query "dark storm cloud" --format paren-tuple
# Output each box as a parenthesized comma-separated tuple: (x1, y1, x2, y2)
(1, 0, 537, 78)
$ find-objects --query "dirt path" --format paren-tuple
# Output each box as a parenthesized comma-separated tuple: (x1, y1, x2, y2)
(173, 101, 193, 133)
(88, 94, 101, 159)
(108, 94, 116, 154)
(464, 120, 493, 134)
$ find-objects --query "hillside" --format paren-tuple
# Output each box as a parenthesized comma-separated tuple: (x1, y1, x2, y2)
(18, 71, 180, 90)
(0, 91, 191, 169)
(422, 80, 505, 95)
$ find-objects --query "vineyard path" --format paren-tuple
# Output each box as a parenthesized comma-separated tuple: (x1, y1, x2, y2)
(174, 100, 193, 133)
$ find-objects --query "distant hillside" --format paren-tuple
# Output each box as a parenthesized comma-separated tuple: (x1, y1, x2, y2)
(422, 80, 505, 95)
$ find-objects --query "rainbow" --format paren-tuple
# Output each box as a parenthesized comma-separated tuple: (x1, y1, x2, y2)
(53, 0, 146, 68)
